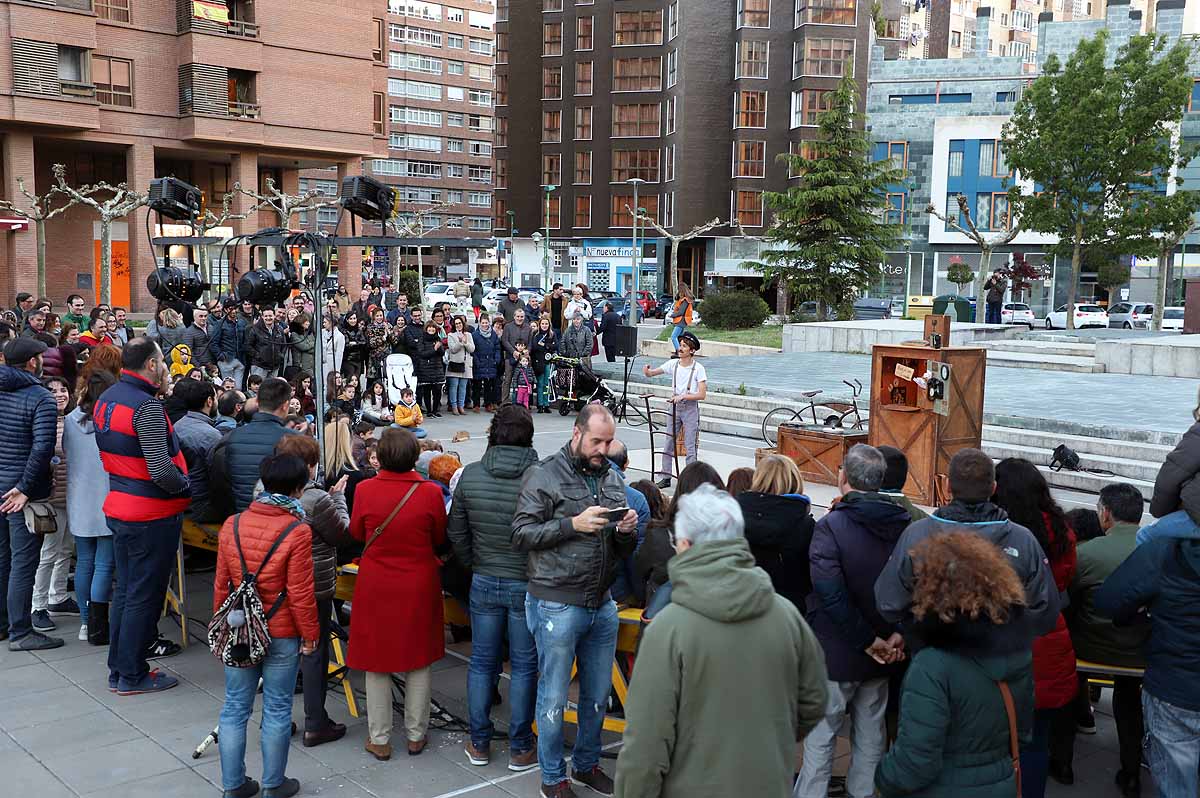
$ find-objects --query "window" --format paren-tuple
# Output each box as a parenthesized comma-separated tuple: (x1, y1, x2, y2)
(546, 197, 561, 229)
(544, 0, 564, 10)
(734, 140, 766, 177)
(788, 140, 818, 178)
(666, 96, 676, 133)
(447, 60, 464, 75)
(736, 190, 764, 226)
(446, 163, 465, 178)
(577, 16, 593, 50)
(496, 117, 508, 146)
(737, 40, 769, 78)
(468, 216, 491, 232)
(468, 140, 492, 157)
(612, 149, 660, 183)
(576, 61, 593, 95)
(447, 138, 465, 152)
(575, 151, 592, 184)
(373, 19, 385, 61)
(950, 30, 961, 48)
(611, 194, 657, 226)
(614, 10, 664, 45)
(668, 1, 679, 39)
(403, 26, 443, 47)
(373, 92, 385, 134)
(445, 6, 463, 22)
(737, 90, 767, 128)
(796, 0, 856, 25)
(738, 0, 770, 28)
(448, 86, 465, 101)
(544, 23, 563, 55)
(948, 149, 963, 177)
(543, 154, 562, 185)
(57, 46, 88, 85)
(394, 133, 442, 152)
(468, 63, 492, 81)
(888, 93, 971, 105)
(448, 111, 464, 125)
(468, 191, 491, 207)
(543, 110, 562, 142)
(468, 113, 491, 131)
(468, 37, 492, 55)
(663, 192, 674, 227)
(493, 161, 506, 189)
(371, 159, 405, 176)
(95, 0, 131, 22)
(389, 78, 442, 101)
(391, 106, 442, 125)
(575, 195, 591, 228)
(613, 57, 661, 92)
(667, 50, 678, 87)
(792, 88, 832, 126)
(497, 73, 508, 105)
(447, 33, 463, 48)
(400, 187, 442, 204)
(496, 33, 508, 64)
(575, 105, 592, 139)
(974, 193, 1009, 230)
(664, 144, 675, 181)
(996, 90, 1017, 102)
(93, 55, 133, 107)
(1190, 79, 1200, 112)
(885, 193, 905, 224)
(801, 38, 854, 77)
(393, 53, 442, 73)
(887, 141, 907, 169)
(613, 103, 660, 137)
(543, 66, 562, 99)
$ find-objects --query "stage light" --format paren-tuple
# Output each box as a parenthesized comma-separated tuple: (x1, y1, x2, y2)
(340, 175, 395, 221)
(236, 266, 295, 306)
(147, 267, 208, 303)
(148, 177, 202, 221)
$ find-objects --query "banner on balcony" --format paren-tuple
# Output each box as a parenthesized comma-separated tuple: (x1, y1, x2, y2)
(193, 0, 230, 23)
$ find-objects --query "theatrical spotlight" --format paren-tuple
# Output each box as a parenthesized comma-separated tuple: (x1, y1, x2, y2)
(148, 177, 202, 221)
(340, 175, 395, 221)
(147, 266, 208, 303)
(236, 261, 296, 306)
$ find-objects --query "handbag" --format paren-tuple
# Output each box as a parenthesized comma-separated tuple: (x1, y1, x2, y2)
(997, 680, 1022, 796)
(362, 483, 420, 555)
(23, 501, 57, 536)
(447, 359, 466, 374)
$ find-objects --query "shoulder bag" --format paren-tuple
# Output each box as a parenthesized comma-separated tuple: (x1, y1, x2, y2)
(362, 483, 420, 554)
(996, 680, 1022, 797)
(23, 501, 57, 536)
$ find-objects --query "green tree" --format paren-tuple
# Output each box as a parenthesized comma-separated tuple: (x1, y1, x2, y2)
(945, 256, 976, 294)
(751, 70, 905, 321)
(1003, 32, 1200, 329)
(1091, 249, 1131, 301)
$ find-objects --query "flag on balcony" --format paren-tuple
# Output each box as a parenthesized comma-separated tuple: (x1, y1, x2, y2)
(193, 0, 230, 23)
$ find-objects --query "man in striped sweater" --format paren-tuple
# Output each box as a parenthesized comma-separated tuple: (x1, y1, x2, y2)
(95, 337, 191, 695)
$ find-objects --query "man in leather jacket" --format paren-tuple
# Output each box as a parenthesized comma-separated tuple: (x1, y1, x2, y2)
(512, 405, 637, 798)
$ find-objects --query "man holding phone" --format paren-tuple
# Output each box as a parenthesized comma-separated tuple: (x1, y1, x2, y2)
(513, 404, 638, 798)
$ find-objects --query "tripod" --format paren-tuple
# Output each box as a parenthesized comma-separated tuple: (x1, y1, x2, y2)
(615, 355, 649, 426)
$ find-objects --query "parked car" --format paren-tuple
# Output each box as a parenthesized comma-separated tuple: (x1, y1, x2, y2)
(1045, 303, 1109, 329)
(481, 288, 545, 315)
(631, 289, 658, 319)
(1106, 302, 1155, 329)
(1001, 302, 1037, 328)
(422, 281, 456, 308)
(594, 296, 631, 324)
(889, 299, 906, 319)
(793, 301, 839, 322)
(1162, 306, 1184, 331)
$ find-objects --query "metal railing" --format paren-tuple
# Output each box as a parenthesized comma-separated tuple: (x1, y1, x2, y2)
(228, 101, 260, 118)
(226, 19, 259, 38)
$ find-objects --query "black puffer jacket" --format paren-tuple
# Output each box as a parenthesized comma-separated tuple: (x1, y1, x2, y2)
(1153, 419, 1200, 523)
(217, 413, 298, 512)
(415, 331, 446, 384)
(0, 366, 57, 500)
(246, 320, 289, 370)
(448, 445, 540, 580)
(512, 444, 637, 608)
(736, 491, 817, 611)
(299, 482, 352, 600)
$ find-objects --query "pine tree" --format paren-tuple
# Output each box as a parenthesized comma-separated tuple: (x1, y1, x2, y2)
(752, 71, 906, 321)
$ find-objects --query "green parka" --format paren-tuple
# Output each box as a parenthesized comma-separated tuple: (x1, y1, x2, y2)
(614, 538, 828, 798)
(447, 445, 540, 580)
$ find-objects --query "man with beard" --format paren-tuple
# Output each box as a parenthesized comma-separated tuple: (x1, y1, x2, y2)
(513, 405, 639, 798)
(172, 379, 222, 522)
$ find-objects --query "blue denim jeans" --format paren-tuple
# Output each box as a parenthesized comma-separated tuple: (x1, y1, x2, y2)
(1137, 509, 1200, 547)
(219, 636, 302, 792)
(468, 575, 537, 752)
(526, 597, 618, 785)
(74, 535, 115, 626)
(670, 323, 686, 351)
(1142, 690, 1200, 798)
(108, 515, 182, 687)
(447, 376, 470, 410)
(536, 366, 554, 408)
(0, 510, 41, 640)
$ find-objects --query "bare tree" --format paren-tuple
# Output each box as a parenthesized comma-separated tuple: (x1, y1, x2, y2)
(387, 201, 453, 287)
(52, 164, 149, 306)
(926, 194, 1020, 322)
(0, 175, 80, 299)
(630, 207, 728, 296)
(234, 175, 340, 229)
(190, 188, 257, 291)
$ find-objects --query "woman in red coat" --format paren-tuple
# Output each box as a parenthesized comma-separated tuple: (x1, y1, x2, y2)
(347, 427, 449, 761)
(993, 458, 1078, 798)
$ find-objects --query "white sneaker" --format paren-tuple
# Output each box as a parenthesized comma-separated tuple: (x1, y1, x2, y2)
(78, 624, 88, 641)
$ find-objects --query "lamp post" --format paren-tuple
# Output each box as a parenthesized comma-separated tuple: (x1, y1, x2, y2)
(505, 209, 515, 284)
(540, 184, 556, 291)
(626, 177, 646, 325)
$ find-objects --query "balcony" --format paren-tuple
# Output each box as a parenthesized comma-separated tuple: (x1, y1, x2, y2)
(228, 100, 260, 118)
(226, 19, 259, 38)
(59, 79, 96, 98)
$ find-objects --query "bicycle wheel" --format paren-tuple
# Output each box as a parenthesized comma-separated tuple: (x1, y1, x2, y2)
(762, 408, 801, 448)
(812, 405, 846, 429)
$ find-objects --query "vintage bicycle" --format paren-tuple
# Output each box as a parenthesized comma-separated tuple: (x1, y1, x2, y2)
(760, 379, 865, 448)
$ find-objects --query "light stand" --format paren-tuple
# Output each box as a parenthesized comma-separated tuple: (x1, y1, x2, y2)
(613, 353, 648, 425)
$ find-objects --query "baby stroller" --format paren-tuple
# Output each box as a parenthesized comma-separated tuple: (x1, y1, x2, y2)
(549, 355, 619, 416)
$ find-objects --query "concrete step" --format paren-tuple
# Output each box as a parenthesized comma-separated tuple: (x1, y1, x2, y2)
(982, 440, 1163, 483)
(981, 424, 1173, 464)
(615, 379, 866, 418)
(984, 350, 1105, 373)
(980, 340, 1097, 357)
(1031, 462, 1156, 501)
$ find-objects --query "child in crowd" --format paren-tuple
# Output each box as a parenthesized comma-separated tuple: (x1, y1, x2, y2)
(392, 387, 427, 439)
(246, 373, 263, 397)
(513, 354, 535, 409)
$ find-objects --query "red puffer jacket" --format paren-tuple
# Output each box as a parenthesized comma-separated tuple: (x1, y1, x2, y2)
(213, 502, 321, 644)
(1032, 512, 1078, 709)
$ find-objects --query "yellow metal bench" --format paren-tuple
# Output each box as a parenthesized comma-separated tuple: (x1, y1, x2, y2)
(1076, 659, 1145, 688)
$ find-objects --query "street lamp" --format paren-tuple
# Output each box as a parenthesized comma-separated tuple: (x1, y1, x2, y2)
(626, 177, 646, 325)
(540, 184, 556, 291)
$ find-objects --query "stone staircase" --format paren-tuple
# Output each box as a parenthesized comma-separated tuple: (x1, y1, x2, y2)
(978, 340, 1104, 374)
(613, 379, 1170, 501)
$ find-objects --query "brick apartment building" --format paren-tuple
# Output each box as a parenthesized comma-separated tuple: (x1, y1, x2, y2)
(494, 0, 874, 296)
(0, 0, 383, 312)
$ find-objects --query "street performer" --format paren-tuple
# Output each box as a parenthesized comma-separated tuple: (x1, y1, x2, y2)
(643, 331, 706, 489)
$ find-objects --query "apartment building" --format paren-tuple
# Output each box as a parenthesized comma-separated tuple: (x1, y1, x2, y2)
(0, 0, 383, 310)
(494, 0, 874, 295)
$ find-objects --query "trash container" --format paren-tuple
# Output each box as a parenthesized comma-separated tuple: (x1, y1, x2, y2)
(933, 294, 972, 321)
(906, 295, 934, 321)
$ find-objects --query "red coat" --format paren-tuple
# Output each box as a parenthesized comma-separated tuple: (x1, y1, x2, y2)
(1032, 512, 1078, 709)
(213, 503, 320, 643)
(346, 469, 447, 673)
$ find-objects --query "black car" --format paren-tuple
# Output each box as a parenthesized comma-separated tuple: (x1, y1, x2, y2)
(655, 294, 673, 320)
(592, 296, 631, 325)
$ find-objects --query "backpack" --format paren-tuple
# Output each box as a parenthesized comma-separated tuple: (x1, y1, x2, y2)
(208, 514, 304, 668)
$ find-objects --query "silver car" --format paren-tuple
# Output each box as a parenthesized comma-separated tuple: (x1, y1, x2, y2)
(1107, 302, 1155, 329)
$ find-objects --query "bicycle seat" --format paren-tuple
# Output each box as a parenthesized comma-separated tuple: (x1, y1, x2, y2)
(801, 390, 823, 398)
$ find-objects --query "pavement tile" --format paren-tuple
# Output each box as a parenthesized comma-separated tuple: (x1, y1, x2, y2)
(0, 660, 73, 700)
(9, 708, 141, 757)
(40, 736, 183, 794)
(80, 766, 215, 798)
(0, 683, 104, 731)
(0, 748, 75, 798)
(347, 743, 491, 797)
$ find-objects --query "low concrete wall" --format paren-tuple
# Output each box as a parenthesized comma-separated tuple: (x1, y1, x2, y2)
(1096, 335, 1200, 378)
(639, 337, 781, 359)
(783, 320, 1019, 354)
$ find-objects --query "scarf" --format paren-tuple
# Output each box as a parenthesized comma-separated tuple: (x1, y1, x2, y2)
(255, 492, 306, 520)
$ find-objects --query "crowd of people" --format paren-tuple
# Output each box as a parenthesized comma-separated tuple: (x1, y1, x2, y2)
(1, 287, 1198, 798)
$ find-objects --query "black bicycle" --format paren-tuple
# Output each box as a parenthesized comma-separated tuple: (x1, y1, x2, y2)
(760, 380, 864, 448)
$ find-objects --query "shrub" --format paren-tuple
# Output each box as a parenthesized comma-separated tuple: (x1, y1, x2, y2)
(697, 290, 770, 330)
(394, 270, 423, 307)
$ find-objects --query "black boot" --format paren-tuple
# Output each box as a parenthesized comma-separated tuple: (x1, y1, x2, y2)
(87, 602, 110, 646)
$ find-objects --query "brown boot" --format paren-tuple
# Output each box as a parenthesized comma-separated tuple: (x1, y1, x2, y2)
(365, 740, 392, 761)
(407, 736, 428, 756)
(473, 406, 481, 413)
(509, 747, 538, 772)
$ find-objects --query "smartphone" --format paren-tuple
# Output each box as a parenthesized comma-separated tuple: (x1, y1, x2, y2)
(603, 507, 632, 522)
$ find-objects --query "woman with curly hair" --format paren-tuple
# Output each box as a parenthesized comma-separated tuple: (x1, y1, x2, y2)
(876, 531, 1034, 798)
